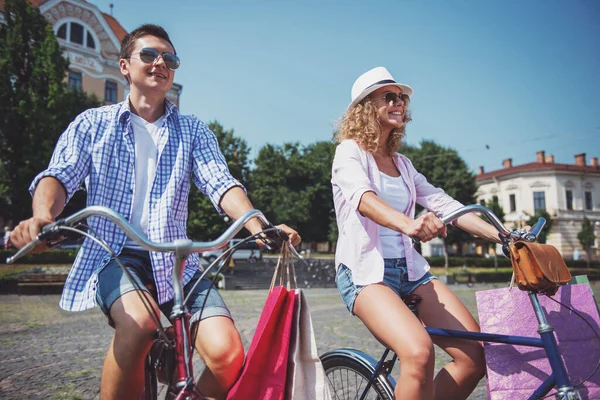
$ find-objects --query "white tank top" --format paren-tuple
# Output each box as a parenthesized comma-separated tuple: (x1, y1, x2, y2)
(378, 172, 410, 258)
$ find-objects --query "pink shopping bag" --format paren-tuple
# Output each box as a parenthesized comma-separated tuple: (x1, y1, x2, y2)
(476, 283, 600, 400)
(227, 285, 297, 400)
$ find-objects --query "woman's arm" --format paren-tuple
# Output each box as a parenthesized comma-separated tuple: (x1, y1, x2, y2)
(454, 213, 502, 243)
(358, 192, 447, 242)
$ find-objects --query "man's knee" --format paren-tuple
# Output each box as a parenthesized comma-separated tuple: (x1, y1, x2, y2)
(198, 324, 244, 369)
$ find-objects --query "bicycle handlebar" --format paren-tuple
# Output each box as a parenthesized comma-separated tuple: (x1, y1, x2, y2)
(7, 206, 275, 264)
(414, 204, 546, 243)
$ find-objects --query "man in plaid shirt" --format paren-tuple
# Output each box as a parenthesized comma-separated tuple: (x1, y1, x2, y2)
(10, 24, 300, 400)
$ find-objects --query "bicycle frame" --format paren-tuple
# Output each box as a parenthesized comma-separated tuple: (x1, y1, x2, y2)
(7, 206, 281, 400)
(169, 239, 199, 398)
(328, 205, 581, 400)
(357, 290, 578, 400)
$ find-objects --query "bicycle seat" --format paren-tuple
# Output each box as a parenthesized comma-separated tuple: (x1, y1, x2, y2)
(401, 294, 422, 317)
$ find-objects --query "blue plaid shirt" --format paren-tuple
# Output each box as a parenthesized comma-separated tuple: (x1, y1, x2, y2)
(30, 97, 242, 311)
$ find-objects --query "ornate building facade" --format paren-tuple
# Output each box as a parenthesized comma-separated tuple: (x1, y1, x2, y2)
(1, 0, 182, 106)
(476, 152, 600, 260)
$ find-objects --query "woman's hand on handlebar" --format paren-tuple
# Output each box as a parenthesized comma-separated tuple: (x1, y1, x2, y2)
(405, 212, 447, 242)
(10, 216, 55, 252)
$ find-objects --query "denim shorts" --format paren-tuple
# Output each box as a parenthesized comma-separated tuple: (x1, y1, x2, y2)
(336, 258, 437, 315)
(96, 249, 231, 326)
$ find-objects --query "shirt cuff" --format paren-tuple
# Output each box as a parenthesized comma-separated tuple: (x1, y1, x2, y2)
(29, 170, 71, 205)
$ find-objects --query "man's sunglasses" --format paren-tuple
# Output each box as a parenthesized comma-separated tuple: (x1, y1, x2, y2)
(384, 92, 410, 105)
(130, 48, 180, 70)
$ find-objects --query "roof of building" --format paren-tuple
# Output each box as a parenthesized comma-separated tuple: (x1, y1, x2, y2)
(0, 0, 128, 42)
(476, 161, 600, 182)
(101, 11, 127, 41)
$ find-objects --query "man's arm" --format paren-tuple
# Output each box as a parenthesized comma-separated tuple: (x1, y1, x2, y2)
(10, 177, 67, 250)
(219, 186, 301, 246)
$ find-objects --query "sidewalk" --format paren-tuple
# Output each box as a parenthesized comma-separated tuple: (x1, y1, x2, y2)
(1, 283, 598, 399)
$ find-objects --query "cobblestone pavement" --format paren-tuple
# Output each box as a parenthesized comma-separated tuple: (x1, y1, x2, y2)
(1, 282, 599, 399)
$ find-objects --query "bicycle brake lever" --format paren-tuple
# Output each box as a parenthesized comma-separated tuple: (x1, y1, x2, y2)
(261, 226, 289, 253)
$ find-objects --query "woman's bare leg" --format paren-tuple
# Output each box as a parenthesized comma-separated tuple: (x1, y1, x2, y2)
(354, 283, 435, 400)
(414, 280, 486, 400)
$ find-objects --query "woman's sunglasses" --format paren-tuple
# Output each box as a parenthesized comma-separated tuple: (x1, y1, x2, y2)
(130, 48, 180, 70)
(384, 92, 410, 105)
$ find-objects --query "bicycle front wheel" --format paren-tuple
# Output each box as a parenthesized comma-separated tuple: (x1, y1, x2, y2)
(321, 349, 395, 400)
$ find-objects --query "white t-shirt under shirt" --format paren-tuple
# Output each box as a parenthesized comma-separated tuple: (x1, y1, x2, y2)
(378, 172, 410, 258)
(124, 113, 165, 249)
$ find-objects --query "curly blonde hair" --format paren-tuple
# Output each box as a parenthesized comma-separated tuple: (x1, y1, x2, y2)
(335, 98, 412, 155)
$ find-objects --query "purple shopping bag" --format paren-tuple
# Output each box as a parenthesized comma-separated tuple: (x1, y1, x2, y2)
(476, 284, 600, 400)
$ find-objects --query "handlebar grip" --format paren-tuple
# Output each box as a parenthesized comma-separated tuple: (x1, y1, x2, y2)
(6, 237, 41, 264)
(6, 219, 69, 264)
(524, 217, 546, 241)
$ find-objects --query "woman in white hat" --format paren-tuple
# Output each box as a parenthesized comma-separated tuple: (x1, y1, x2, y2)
(331, 66, 502, 399)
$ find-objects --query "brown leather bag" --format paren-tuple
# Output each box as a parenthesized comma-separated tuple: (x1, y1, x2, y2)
(509, 241, 572, 295)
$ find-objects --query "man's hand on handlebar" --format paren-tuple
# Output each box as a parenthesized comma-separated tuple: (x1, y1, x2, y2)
(9, 216, 56, 253)
(276, 224, 301, 247)
(258, 223, 301, 253)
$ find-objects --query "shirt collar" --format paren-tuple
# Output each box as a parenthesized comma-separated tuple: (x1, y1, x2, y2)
(117, 94, 178, 124)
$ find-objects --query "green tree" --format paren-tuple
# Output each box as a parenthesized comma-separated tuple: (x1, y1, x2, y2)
(249, 141, 335, 243)
(0, 0, 99, 222)
(526, 209, 553, 244)
(401, 140, 477, 256)
(577, 217, 596, 268)
(187, 122, 251, 240)
(484, 195, 505, 223)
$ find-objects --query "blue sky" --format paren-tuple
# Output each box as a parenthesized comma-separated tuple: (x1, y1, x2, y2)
(88, 0, 599, 173)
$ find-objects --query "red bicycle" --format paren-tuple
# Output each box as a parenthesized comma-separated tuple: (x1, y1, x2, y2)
(7, 205, 292, 399)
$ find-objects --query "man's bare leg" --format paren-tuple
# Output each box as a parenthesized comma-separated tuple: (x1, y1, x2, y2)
(194, 316, 244, 400)
(100, 290, 159, 400)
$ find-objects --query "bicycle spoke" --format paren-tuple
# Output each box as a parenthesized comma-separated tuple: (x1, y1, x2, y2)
(326, 366, 389, 400)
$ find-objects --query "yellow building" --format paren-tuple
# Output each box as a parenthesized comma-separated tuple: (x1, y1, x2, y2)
(0, 0, 182, 106)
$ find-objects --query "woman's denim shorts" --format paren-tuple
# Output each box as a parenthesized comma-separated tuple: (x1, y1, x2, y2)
(336, 258, 436, 315)
(96, 249, 231, 326)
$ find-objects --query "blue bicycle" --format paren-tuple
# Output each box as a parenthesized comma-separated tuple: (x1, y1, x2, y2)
(320, 205, 588, 400)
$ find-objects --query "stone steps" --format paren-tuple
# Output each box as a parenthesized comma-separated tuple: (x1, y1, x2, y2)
(221, 259, 337, 290)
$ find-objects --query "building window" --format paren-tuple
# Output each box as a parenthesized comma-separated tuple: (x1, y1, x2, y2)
(585, 191, 593, 210)
(86, 32, 96, 49)
(68, 71, 82, 90)
(566, 190, 573, 210)
(533, 191, 546, 214)
(509, 194, 516, 212)
(105, 81, 118, 104)
(57, 24, 67, 39)
(479, 198, 486, 206)
(56, 22, 96, 50)
(430, 244, 444, 257)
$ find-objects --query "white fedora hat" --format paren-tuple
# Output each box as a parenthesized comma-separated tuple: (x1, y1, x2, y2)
(348, 66, 414, 110)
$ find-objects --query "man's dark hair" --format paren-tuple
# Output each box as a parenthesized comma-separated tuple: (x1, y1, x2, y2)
(120, 24, 176, 59)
